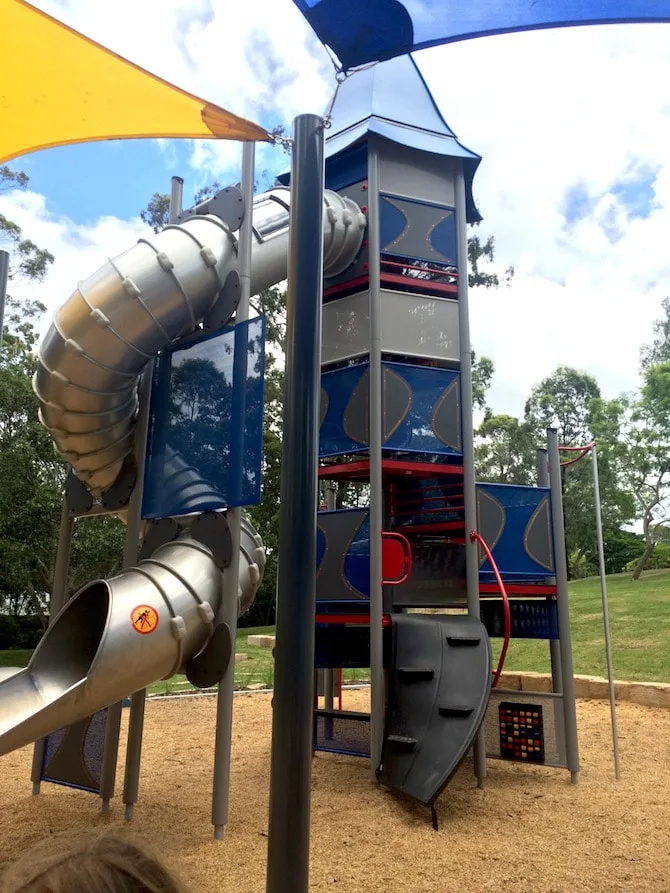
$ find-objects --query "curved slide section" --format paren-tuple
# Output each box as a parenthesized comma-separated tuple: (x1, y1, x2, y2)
(0, 183, 365, 758)
(34, 187, 365, 494)
(0, 523, 264, 757)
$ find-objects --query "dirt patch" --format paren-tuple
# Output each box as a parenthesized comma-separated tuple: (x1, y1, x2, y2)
(1, 691, 669, 892)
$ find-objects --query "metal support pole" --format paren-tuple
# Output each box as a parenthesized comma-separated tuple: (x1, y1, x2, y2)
(455, 168, 487, 788)
(538, 448, 563, 694)
(212, 141, 255, 839)
(324, 485, 337, 714)
(547, 428, 580, 783)
(591, 444, 621, 779)
(266, 114, 325, 893)
(0, 249, 9, 355)
(98, 701, 123, 811)
(31, 496, 74, 794)
(122, 176, 183, 817)
(367, 142, 384, 779)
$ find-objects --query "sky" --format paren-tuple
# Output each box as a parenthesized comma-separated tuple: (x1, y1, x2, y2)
(3, 0, 670, 421)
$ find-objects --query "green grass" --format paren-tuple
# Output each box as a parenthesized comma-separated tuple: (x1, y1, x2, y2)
(147, 626, 276, 696)
(2, 569, 669, 693)
(0, 649, 33, 668)
(493, 568, 670, 682)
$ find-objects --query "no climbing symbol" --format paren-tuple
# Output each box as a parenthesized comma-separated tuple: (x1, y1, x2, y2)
(130, 604, 159, 635)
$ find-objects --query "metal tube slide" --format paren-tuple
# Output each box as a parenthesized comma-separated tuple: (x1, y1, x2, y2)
(0, 180, 363, 760)
(0, 528, 263, 756)
(34, 187, 365, 494)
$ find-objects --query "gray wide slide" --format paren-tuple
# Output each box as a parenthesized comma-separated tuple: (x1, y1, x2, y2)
(0, 186, 366, 757)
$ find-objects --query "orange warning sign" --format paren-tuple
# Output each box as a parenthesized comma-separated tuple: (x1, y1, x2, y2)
(130, 604, 159, 635)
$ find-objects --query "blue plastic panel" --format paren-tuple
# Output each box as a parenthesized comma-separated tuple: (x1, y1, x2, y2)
(481, 600, 559, 640)
(476, 483, 555, 581)
(380, 195, 457, 266)
(320, 361, 462, 458)
(294, 0, 670, 69)
(142, 317, 265, 519)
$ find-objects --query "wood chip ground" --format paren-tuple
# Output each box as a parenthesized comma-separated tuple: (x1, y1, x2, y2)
(1, 690, 669, 892)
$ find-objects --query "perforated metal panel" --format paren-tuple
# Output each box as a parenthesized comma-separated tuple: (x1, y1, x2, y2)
(314, 709, 371, 758)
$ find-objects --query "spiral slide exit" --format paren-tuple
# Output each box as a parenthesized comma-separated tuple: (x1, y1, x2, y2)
(0, 186, 366, 757)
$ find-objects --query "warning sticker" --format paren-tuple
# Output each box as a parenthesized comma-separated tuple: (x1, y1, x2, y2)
(130, 605, 159, 635)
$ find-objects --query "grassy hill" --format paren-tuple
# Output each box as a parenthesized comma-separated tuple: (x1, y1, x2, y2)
(495, 567, 670, 682)
(1, 569, 669, 690)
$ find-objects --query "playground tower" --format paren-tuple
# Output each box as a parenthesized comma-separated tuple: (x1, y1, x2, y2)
(304, 56, 580, 815)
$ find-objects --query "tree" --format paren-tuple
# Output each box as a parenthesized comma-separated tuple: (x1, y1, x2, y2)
(640, 296, 670, 370)
(1, 166, 54, 287)
(468, 227, 514, 289)
(524, 368, 635, 575)
(614, 364, 670, 579)
(471, 351, 494, 412)
(475, 414, 536, 484)
(524, 366, 601, 446)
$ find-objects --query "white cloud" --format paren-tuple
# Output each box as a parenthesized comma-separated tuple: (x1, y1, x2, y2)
(8, 6, 670, 422)
(415, 24, 670, 414)
(0, 190, 148, 335)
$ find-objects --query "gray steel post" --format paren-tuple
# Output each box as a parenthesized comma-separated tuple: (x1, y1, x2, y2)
(31, 496, 74, 793)
(212, 140, 255, 839)
(591, 444, 621, 779)
(98, 700, 123, 811)
(538, 448, 563, 694)
(0, 249, 9, 355)
(170, 176, 184, 219)
(121, 178, 184, 817)
(547, 428, 580, 783)
(324, 485, 337, 712)
(367, 142, 385, 779)
(455, 168, 487, 787)
(120, 367, 154, 818)
(266, 114, 325, 893)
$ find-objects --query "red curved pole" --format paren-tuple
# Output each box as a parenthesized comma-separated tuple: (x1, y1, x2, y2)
(559, 441, 596, 468)
(470, 531, 510, 688)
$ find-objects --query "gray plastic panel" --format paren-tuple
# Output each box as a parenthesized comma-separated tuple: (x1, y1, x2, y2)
(321, 289, 459, 365)
(484, 689, 567, 768)
(379, 144, 457, 205)
(379, 614, 492, 805)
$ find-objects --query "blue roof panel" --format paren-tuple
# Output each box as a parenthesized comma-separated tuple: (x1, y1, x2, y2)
(294, 0, 670, 69)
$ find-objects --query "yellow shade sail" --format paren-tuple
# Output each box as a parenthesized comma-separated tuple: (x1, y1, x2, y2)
(0, 0, 271, 164)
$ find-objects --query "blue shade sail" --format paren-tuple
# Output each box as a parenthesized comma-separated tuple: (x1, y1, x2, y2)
(142, 317, 266, 520)
(294, 0, 670, 69)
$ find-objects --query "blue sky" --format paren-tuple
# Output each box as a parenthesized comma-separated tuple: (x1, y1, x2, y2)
(3, 0, 670, 419)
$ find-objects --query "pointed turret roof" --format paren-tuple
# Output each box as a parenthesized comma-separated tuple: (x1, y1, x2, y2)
(324, 55, 482, 223)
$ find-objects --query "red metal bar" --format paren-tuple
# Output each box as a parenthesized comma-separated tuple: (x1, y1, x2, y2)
(315, 614, 393, 626)
(479, 583, 557, 597)
(470, 531, 511, 688)
(381, 532, 412, 585)
(319, 459, 464, 481)
(559, 441, 595, 468)
(395, 520, 464, 534)
(391, 505, 464, 516)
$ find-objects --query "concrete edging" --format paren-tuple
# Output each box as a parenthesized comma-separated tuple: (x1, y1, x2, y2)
(499, 671, 670, 709)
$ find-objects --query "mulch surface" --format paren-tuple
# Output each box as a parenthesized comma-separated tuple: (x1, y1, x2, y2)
(1, 690, 669, 892)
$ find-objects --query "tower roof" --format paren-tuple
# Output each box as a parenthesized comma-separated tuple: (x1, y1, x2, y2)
(325, 55, 482, 223)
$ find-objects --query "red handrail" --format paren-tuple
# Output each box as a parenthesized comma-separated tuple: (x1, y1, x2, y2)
(559, 441, 595, 468)
(470, 531, 511, 688)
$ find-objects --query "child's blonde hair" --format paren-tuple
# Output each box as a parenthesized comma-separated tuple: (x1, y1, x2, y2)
(1, 831, 186, 893)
